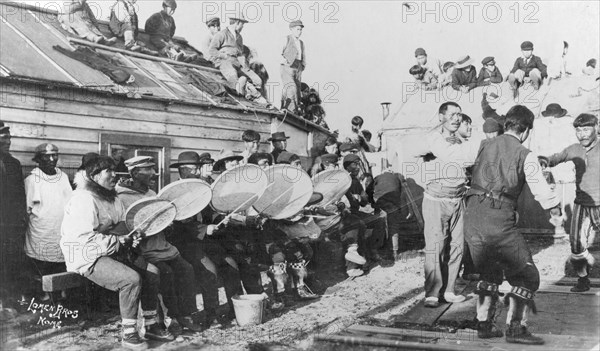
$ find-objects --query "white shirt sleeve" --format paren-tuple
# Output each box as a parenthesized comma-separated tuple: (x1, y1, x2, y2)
(524, 152, 560, 210)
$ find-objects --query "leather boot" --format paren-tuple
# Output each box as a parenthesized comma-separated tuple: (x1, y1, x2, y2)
(571, 276, 591, 292)
(505, 296, 544, 345)
(476, 295, 503, 338)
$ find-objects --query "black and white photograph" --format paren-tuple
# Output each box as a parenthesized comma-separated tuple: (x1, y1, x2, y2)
(0, 0, 599, 350)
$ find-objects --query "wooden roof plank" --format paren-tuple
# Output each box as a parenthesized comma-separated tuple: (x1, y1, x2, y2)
(2, 9, 115, 87)
(0, 18, 73, 83)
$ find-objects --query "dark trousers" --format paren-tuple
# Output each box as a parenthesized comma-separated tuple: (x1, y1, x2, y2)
(153, 255, 197, 318)
(465, 196, 540, 291)
(354, 211, 387, 258)
(85, 254, 159, 320)
(218, 230, 264, 295)
(175, 238, 243, 314)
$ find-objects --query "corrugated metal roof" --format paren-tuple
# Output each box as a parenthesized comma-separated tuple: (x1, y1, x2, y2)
(0, 2, 275, 114)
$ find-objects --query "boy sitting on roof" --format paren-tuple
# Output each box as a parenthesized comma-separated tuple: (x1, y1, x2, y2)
(59, 0, 117, 46)
(477, 56, 503, 86)
(437, 62, 455, 89)
(508, 41, 548, 94)
(409, 65, 438, 91)
(451, 55, 477, 92)
(208, 14, 264, 101)
(145, 0, 197, 62)
(109, 0, 151, 53)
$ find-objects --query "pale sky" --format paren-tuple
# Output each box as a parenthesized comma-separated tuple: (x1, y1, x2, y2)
(18, 1, 600, 133)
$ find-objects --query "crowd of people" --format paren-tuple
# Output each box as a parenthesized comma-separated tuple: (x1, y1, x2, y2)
(2, 1, 600, 349)
(0, 116, 412, 349)
(410, 42, 599, 98)
(58, 0, 328, 127)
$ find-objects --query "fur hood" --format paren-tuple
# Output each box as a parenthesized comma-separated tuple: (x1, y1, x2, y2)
(77, 172, 118, 203)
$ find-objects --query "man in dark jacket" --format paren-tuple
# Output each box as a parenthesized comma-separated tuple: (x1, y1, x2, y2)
(464, 105, 560, 344)
(508, 41, 548, 92)
(145, 0, 197, 62)
(451, 55, 477, 92)
(0, 121, 27, 306)
(477, 56, 503, 86)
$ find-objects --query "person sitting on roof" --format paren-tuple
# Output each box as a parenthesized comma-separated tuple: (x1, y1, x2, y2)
(477, 56, 503, 87)
(508, 41, 548, 94)
(438, 61, 455, 89)
(409, 65, 438, 91)
(200, 17, 220, 56)
(59, 0, 117, 46)
(414, 47, 443, 78)
(208, 14, 264, 101)
(145, 0, 197, 62)
(109, 0, 151, 53)
(452, 55, 478, 92)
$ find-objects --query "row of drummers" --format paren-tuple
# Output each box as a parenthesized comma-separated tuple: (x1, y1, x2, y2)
(61, 150, 391, 338)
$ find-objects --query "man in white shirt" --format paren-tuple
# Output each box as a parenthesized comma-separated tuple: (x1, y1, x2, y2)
(421, 102, 480, 309)
(24, 143, 72, 300)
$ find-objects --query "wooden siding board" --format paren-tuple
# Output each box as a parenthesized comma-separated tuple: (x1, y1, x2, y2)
(41, 97, 270, 132)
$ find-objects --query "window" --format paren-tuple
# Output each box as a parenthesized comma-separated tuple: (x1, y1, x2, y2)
(100, 133, 171, 193)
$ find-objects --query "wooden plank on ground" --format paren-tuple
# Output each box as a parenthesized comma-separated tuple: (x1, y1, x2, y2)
(42, 272, 86, 292)
(341, 325, 600, 350)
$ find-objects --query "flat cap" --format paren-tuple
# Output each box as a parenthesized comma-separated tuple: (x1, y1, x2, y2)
(339, 142, 359, 153)
(34, 143, 59, 155)
(414, 48, 427, 57)
(125, 156, 155, 171)
(520, 41, 534, 50)
(481, 56, 495, 65)
(289, 20, 304, 28)
(321, 153, 339, 165)
(343, 154, 361, 169)
(205, 17, 220, 27)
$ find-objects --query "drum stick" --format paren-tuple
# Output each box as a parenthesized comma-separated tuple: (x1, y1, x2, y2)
(215, 182, 275, 227)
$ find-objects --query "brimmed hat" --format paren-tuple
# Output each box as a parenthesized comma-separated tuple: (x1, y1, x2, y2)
(0, 121, 9, 134)
(170, 151, 212, 168)
(213, 150, 243, 171)
(481, 56, 495, 66)
(125, 156, 155, 171)
(343, 154, 361, 169)
(206, 17, 220, 27)
(414, 48, 427, 57)
(276, 151, 300, 164)
(229, 13, 248, 23)
(455, 55, 473, 69)
(339, 142, 359, 153)
(289, 20, 304, 29)
(33, 143, 59, 161)
(268, 131, 290, 142)
(321, 153, 339, 165)
(483, 118, 502, 133)
(541, 103, 568, 117)
(521, 41, 534, 50)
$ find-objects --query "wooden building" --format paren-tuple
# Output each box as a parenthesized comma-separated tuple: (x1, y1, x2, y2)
(0, 2, 332, 188)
